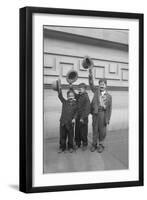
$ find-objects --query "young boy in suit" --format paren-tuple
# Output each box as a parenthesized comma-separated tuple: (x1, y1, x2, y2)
(89, 69, 112, 153)
(71, 83, 90, 151)
(57, 84, 77, 153)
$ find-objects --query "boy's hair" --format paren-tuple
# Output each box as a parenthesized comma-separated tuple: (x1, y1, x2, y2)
(67, 90, 75, 97)
(99, 78, 107, 85)
(78, 83, 87, 89)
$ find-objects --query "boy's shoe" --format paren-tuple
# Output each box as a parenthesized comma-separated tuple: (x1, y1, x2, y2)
(75, 145, 81, 150)
(75, 145, 78, 150)
(69, 148, 74, 153)
(90, 146, 97, 152)
(58, 148, 64, 153)
(82, 146, 87, 151)
(97, 144, 104, 153)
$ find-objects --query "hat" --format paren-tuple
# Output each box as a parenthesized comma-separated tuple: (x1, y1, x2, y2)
(52, 79, 61, 91)
(66, 69, 78, 84)
(78, 83, 87, 89)
(82, 56, 94, 69)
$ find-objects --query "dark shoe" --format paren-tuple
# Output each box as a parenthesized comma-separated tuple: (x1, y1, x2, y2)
(97, 144, 104, 153)
(100, 144, 105, 149)
(90, 146, 97, 152)
(82, 146, 87, 151)
(74, 145, 79, 150)
(69, 148, 74, 153)
(63, 149, 68, 153)
(75, 144, 81, 150)
(58, 148, 64, 153)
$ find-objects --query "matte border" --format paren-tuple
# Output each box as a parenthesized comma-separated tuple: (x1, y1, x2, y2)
(19, 6, 144, 193)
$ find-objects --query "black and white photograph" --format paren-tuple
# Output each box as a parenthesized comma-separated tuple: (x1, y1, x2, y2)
(19, 7, 143, 193)
(0, 0, 146, 198)
(43, 26, 129, 173)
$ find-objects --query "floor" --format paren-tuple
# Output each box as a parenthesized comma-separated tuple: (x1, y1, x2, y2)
(43, 129, 128, 173)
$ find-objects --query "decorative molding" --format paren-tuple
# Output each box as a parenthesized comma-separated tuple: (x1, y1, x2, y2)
(109, 63, 118, 74)
(95, 67, 105, 78)
(43, 54, 129, 87)
(122, 69, 128, 81)
(44, 54, 55, 68)
(44, 51, 129, 64)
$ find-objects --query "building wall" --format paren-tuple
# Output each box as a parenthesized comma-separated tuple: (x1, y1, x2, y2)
(44, 39, 128, 87)
(43, 28, 129, 139)
(44, 89, 128, 139)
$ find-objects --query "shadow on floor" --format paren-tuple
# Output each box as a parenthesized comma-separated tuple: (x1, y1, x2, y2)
(9, 184, 19, 191)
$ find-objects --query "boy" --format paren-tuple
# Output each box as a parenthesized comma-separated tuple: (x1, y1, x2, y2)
(89, 69, 112, 153)
(71, 83, 90, 151)
(57, 84, 77, 153)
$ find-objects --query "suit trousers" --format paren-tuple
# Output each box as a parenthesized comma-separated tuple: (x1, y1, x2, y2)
(75, 118, 88, 147)
(92, 112, 106, 147)
(59, 123, 74, 150)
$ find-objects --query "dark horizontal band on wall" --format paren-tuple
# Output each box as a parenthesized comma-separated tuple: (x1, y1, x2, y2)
(44, 52, 129, 65)
(44, 84, 128, 91)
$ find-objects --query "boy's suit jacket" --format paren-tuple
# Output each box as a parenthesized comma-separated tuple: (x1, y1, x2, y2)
(58, 89, 77, 125)
(89, 73, 112, 125)
(70, 88, 90, 123)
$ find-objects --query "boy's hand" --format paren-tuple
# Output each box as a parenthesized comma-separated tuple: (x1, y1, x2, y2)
(69, 83, 73, 89)
(72, 119, 75, 124)
(80, 118, 84, 123)
(103, 105, 106, 110)
(105, 120, 109, 126)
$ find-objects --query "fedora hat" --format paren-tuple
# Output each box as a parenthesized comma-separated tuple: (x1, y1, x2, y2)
(82, 55, 94, 70)
(52, 79, 61, 91)
(66, 69, 78, 84)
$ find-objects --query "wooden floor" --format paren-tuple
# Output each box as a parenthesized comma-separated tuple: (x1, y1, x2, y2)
(43, 129, 128, 173)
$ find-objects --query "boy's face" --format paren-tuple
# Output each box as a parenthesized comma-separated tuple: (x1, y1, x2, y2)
(99, 81, 106, 92)
(78, 87, 85, 94)
(67, 92, 75, 100)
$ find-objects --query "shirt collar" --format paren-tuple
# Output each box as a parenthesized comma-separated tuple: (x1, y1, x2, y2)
(79, 92, 86, 96)
(101, 90, 106, 96)
(67, 98, 76, 103)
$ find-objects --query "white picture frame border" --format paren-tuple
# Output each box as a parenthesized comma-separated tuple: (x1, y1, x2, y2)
(32, 13, 139, 187)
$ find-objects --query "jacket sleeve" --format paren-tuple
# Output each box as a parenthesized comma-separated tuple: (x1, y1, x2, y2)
(81, 95, 91, 119)
(106, 95, 112, 123)
(89, 73, 96, 93)
(58, 89, 66, 103)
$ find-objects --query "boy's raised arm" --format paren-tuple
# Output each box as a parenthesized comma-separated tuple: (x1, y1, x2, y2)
(57, 82, 66, 103)
(88, 68, 96, 93)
